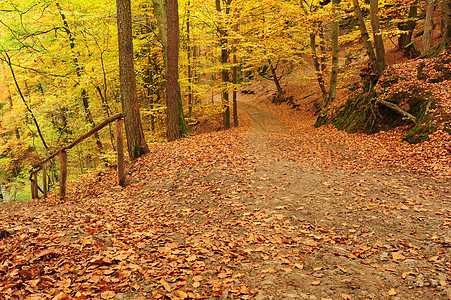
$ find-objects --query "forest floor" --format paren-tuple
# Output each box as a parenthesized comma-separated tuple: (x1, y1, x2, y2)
(0, 82, 451, 299)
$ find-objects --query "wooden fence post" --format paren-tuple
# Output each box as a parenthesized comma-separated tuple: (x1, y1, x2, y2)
(116, 119, 126, 186)
(43, 163, 48, 198)
(31, 172, 38, 199)
(60, 151, 67, 200)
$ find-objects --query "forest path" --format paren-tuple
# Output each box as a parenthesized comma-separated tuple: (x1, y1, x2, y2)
(0, 93, 449, 299)
(234, 95, 451, 299)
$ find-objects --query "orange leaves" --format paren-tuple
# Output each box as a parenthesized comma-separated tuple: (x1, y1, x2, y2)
(391, 251, 406, 260)
(100, 291, 116, 299)
(160, 278, 173, 292)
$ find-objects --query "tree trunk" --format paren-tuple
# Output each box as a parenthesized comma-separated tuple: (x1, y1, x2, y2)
(422, 0, 450, 57)
(327, 0, 340, 107)
(166, 0, 182, 141)
(310, 33, 327, 104)
(352, 0, 381, 78)
(216, 0, 231, 130)
(231, 22, 239, 127)
(319, 27, 327, 74)
(232, 52, 238, 127)
(116, 0, 149, 159)
(187, 0, 193, 118)
(397, 4, 417, 52)
(153, 0, 186, 139)
(370, 0, 386, 71)
(423, 0, 435, 52)
(268, 60, 283, 103)
(440, 0, 451, 45)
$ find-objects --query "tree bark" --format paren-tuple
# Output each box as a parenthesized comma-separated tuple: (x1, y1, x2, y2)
(153, 0, 186, 139)
(269, 60, 283, 103)
(232, 52, 238, 127)
(216, 0, 231, 130)
(327, 0, 340, 107)
(352, 0, 381, 77)
(116, 0, 149, 159)
(166, 0, 182, 141)
(187, 0, 193, 118)
(422, 0, 450, 56)
(310, 33, 327, 104)
(231, 22, 239, 127)
(116, 119, 125, 186)
(370, 0, 386, 71)
(423, 0, 435, 52)
(440, 0, 451, 45)
(59, 150, 67, 200)
(397, 4, 417, 51)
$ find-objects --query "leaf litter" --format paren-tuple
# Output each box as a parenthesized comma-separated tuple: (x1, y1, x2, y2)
(0, 93, 450, 299)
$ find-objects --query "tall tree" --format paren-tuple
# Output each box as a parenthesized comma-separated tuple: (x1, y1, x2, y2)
(423, 0, 435, 52)
(153, 0, 187, 139)
(352, 0, 381, 78)
(370, 0, 385, 71)
(327, 0, 340, 107)
(166, 0, 182, 141)
(397, 2, 418, 52)
(439, 0, 451, 46)
(116, 0, 149, 159)
(216, 0, 231, 130)
(186, 0, 194, 118)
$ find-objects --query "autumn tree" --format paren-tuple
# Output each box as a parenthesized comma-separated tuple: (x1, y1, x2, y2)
(116, 0, 149, 159)
(152, 0, 187, 140)
(216, 0, 232, 129)
(237, 0, 306, 104)
(165, 0, 182, 141)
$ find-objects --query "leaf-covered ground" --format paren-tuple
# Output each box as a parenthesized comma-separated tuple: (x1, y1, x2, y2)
(0, 92, 450, 299)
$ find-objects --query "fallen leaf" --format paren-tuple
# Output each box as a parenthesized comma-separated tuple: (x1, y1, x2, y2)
(160, 278, 172, 292)
(401, 271, 415, 279)
(391, 251, 406, 260)
(311, 281, 321, 286)
(176, 290, 188, 299)
(294, 263, 304, 269)
(261, 268, 277, 274)
(100, 291, 116, 299)
(388, 288, 397, 296)
(52, 292, 69, 300)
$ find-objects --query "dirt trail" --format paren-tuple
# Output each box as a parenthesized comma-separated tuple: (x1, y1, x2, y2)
(235, 96, 451, 299)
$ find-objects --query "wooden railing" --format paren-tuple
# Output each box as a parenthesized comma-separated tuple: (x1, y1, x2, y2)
(30, 113, 126, 200)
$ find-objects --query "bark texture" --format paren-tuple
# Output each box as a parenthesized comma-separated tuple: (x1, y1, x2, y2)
(370, 0, 385, 71)
(116, 0, 149, 159)
(166, 0, 182, 141)
(327, 0, 340, 107)
(352, 0, 381, 80)
(423, 0, 435, 52)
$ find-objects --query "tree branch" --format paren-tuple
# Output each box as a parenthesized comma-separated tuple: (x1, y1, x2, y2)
(378, 100, 417, 124)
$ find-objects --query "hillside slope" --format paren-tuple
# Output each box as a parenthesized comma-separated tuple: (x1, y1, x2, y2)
(1, 90, 450, 299)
